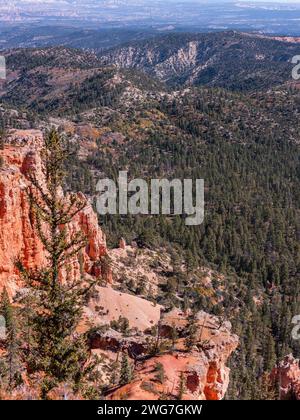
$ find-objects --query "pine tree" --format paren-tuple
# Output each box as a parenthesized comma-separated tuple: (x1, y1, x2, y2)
(16, 129, 98, 397)
(0, 288, 20, 389)
(0, 126, 6, 150)
(0, 288, 13, 330)
(109, 361, 119, 386)
(264, 333, 277, 372)
(154, 362, 165, 384)
(19, 293, 35, 356)
(119, 352, 132, 386)
(184, 315, 198, 351)
(177, 372, 186, 400)
(6, 317, 20, 389)
(170, 323, 178, 349)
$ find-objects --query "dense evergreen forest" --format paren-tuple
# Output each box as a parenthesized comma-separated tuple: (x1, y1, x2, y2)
(64, 87, 300, 399)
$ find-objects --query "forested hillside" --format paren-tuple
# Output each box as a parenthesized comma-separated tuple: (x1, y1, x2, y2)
(99, 31, 300, 91)
(66, 86, 300, 399)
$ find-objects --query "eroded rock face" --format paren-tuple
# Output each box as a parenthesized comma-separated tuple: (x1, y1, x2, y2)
(271, 354, 300, 400)
(89, 328, 148, 358)
(0, 129, 109, 295)
(107, 311, 238, 400)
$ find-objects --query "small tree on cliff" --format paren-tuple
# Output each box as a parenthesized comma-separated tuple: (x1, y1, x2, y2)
(154, 362, 166, 384)
(170, 323, 178, 349)
(177, 372, 186, 400)
(16, 129, 97, 397)
(0, 288, 13, 330)
(0, 288, 21, 390)
(119, 352, 132, 386)
(184, 315, 198, 351)
(0, 127, 6, 150)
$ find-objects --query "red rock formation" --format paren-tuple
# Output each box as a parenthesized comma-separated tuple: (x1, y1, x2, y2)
(0, 129, 109, 295)
(271, 354, 300, 400)
(107, 311, 238, 400)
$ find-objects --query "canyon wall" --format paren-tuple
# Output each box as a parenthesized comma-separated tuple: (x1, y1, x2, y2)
(271, 354, 300, 400)
(0, 129, 109, 295)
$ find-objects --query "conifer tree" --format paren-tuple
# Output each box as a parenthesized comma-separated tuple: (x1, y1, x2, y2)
(6, 317, 20, 389)
(0, 126, 6, 150)
(177, 372, 186, 400)
(264, 333, 277, 372)
(154, 362, 165, 384)
(184, 315, 198, 351)
(0, 287, 20, 389)
(258, 373, 277, 400)
(0, 288, 12, 330)
(109, 361, 119, 386)
(170, 323, 178, 349)
(16, 129, 98, 397)
(119, 352, 132, 386)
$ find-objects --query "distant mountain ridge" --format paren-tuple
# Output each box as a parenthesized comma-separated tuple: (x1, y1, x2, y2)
(99, 31, 300, 91)
(0, 46, 165, 113)
(1, 31, 300, 114)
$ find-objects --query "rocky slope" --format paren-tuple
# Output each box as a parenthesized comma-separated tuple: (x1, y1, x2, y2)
(106, 310, 238, 400)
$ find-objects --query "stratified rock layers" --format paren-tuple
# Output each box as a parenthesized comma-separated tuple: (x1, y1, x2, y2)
(107, 310, 239, 400)
(0, 130, 108, 295)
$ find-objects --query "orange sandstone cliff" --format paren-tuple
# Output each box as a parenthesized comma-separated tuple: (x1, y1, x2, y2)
(271, 354, 300, 400)
(0, 129, 109, 295)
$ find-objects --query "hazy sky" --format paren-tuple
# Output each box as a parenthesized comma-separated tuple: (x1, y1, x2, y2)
(243, 0, 300, 2)
(7, 0, 300, 6)
(8, 0, 300, 3)
(10, 0, 300, 2)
